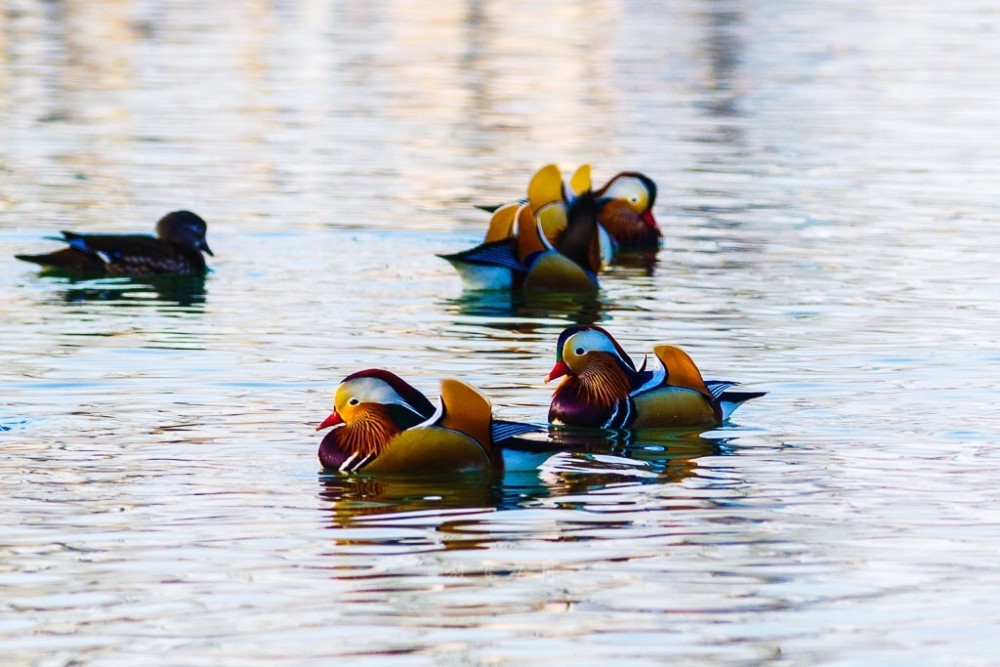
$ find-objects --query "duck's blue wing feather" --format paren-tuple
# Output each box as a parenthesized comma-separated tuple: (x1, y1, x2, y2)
(490, 419, 542, 443)
(439, 238, 525, 271)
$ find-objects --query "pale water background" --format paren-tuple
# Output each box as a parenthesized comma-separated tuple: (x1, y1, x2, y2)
(2, 1, 1000, 664)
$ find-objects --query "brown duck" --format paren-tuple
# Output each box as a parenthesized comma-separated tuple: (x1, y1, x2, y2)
(15, 210, 213, 277)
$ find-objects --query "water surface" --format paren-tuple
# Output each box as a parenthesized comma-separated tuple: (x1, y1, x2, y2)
(2, 1, 1000, 664)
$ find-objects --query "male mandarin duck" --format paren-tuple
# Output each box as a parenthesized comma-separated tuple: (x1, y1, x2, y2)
(477, 165, 662, 252)
(316, 369, 538, 474)
(591, 171, 661, 250)
(439, 165, 602, 292)
(15, 210, 213, 277)
(546, 325, 765, 429)
(470, 164, 615, 269)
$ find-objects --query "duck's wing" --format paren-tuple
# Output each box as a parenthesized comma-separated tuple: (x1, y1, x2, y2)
(16, 232, 155, 272)
(490, 419, 542, 443)
(59, 232, 161, 262)
(527, 164, 564, 211)
(483, 203, 520, 243)
(626, 346, 720, 427)
(439, 237, 522, 270)
(516, 204, 598, 291)
(438, 238, 525, 290)
(45, 232, 206, 275)
(365, 379, 499, 473)
(650, 345, 713, 399)
(568, 164, 591, 197)
(643, 351, 766, 422)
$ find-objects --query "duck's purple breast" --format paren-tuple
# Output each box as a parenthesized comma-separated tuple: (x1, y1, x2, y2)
(318, 429, 353, 471)
(548, 382, 612, 428)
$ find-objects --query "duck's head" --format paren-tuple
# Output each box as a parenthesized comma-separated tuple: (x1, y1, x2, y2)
(598, 173, 659, 230)
(317, 369, 435, 431)
(546, 325, 638, 382)
(157, 210, 213, 256)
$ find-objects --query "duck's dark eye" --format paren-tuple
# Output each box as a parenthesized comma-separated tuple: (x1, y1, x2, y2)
(348, 398, 360, 406)
(575, 347, 585, 355)
(630, 197, 639, 203)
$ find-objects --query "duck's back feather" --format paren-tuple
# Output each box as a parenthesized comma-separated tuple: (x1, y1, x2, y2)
(17, 231, 206, 276)
(631, 386, 718, 428)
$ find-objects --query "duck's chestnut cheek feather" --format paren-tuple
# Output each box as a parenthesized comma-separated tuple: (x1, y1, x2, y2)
(546, 360, 571, 383)
(316, 410, 344, 431)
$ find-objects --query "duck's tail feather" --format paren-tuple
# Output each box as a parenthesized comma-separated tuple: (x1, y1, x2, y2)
(718, 389, 767, 420)
(14, 253, 45, 265)
(706, 380, 739, 400)
(15, 248, 105, 272)
(438, 238, 523, 271)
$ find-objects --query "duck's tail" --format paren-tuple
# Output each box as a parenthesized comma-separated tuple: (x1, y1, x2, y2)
(717, 388, 767, 421)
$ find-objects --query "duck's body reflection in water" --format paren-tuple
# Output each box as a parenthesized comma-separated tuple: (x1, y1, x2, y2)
(608, 249, 659, 276)
(442, 290, 607, 328)
(319, 472, 506, 529)
(45, 274, 208, 309)
(318, 431, 731, 530)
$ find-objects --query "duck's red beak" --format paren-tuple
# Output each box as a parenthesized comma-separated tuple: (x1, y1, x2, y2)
(545, 360, 570, 383)
(641, 209, 659, 229)
(316, 410, 343, 431)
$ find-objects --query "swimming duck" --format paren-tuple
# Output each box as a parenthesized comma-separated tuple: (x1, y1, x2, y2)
(591, 172, 662, 250)
(316, 369, 538, 474)
(440, 165, 601, 291)
(546, 325, 765, 429)
(15, 210, 213, 277)
(478, 166, 661, 251)
(472, 164, 614, 268)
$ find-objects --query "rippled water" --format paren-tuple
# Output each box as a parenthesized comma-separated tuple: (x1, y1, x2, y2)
(3, 1, 1000, 664)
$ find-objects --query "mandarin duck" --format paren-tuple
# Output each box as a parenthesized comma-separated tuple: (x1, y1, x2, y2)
(440, 165, 602, 291)
(15, 210, 213, 277)
(316, 369, 538, 474)
(546, 325, 765, 429)
(477, 166, 661, 252)
(591, 171, 661, 250)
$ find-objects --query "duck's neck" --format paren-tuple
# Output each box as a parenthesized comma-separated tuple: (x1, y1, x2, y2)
(320, 406, 403, 468)
(574, 355, 633, 409)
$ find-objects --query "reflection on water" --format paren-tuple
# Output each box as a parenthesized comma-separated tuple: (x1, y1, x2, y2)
(320, 473, 506, 529)
(607, 248, 659, 275)
(535, 432, 727, 496)
(3, 0, 1000, 664)
(50, 275, 208, 309)
(441, 289, 608, 328)
(320, 431, 727, 525)
(700, 2, 745, 120)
